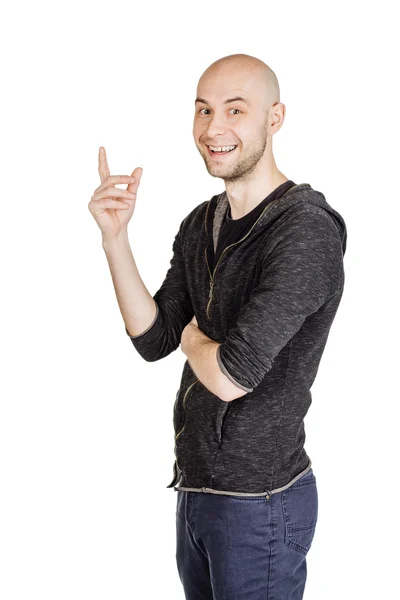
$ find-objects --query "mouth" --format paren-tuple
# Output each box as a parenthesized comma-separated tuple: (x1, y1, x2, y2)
(206, 144, 238, 158)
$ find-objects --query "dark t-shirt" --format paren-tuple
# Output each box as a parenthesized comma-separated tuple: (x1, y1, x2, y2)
(213, 180, 296, 269)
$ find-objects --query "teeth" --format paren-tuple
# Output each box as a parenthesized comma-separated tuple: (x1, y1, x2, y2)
(209, 145, 236, 152)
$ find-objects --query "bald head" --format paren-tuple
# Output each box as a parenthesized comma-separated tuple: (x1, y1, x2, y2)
(198, 53, 280, 115)
(193, 53, 286, 183)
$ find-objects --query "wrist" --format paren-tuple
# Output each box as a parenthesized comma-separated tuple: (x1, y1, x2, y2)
(102, 229, 129, 248)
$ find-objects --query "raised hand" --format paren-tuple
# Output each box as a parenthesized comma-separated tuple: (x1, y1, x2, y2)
(88, 146, 143, 240)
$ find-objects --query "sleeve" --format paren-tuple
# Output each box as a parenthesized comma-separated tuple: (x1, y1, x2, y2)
(125, 220, 194, 362)
(216, 209, 344, 392)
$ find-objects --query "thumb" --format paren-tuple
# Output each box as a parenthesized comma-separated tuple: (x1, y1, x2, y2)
(127, 166, 143, 193)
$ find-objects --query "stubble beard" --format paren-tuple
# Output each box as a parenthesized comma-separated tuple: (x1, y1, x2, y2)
(200, 122, 269, 184)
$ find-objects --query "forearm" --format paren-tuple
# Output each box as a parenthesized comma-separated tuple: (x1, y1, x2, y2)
(182, 325, 247, 402)
(102, 230, 156, 337)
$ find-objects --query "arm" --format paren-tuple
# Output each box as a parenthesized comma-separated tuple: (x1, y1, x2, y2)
(216, 209, 345, 396)
(182, 209, 344, 400)
(102, 229, 159, 345)
(104, 221, 193, 362)
(180, 318, 247, 401)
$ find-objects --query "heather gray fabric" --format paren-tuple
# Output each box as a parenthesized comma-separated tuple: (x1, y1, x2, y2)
(125, 183, 347, 495)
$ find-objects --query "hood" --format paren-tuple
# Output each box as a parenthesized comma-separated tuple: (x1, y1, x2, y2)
(206, 183, 347, 258)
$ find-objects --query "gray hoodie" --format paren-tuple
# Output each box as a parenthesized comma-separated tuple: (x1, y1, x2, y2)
(126, 183, 347, 497)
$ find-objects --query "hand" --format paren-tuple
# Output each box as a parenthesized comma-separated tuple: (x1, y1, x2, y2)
(181, 314, 199, 355)
(88, 146, 143, 240)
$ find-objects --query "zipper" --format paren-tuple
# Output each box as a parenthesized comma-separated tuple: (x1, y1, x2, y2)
(174, 377, 199, 477)
(204, 184, 305, 320)
(204, 189, 283, 319)
(173, 183, 305, 482)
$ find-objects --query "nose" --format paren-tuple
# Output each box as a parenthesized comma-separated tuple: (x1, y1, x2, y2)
(204, 114, 229, 140)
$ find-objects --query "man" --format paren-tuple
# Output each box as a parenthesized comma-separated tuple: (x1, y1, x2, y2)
(89, 53, 347, 599)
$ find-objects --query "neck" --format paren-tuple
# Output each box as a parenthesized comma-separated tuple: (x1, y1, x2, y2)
(224, 151, 288, 220)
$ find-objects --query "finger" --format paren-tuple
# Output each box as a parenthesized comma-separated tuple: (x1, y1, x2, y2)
(95, 175, 136, 193)
(92, 187, 136, 201)
(90, 198, 131, 212)
(126, 166, 143, 193)
(98, 146, 111, 183)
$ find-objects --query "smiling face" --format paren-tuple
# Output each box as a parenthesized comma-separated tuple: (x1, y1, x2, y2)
(193, 56, 282, 183)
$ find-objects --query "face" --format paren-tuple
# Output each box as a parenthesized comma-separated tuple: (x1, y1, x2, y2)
(193, 67, 271, 183)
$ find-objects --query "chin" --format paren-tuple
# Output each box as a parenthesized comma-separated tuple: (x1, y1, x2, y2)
(207, 166, 230, 179)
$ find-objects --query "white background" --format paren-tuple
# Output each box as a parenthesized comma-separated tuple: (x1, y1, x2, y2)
(1, 0, 398, 598)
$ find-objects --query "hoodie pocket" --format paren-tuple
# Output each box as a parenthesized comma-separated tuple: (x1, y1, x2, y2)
(174, 377, 199, 441)
(217, 401, 233, 443)
(173, 360, 197, 437)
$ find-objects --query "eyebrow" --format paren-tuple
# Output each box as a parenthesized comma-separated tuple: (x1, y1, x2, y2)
(195, 96, 249, 105)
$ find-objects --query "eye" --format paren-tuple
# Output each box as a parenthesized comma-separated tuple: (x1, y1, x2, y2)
(198, 108, 242, 115)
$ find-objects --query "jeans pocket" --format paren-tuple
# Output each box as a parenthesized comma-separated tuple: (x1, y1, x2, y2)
(281, 470, 318, 555)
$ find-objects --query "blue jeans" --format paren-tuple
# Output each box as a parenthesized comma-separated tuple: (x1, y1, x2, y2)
(176, 468, 318, 599)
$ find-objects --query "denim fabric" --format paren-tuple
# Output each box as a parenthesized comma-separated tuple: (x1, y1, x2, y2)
(176, 467, 318, 600)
